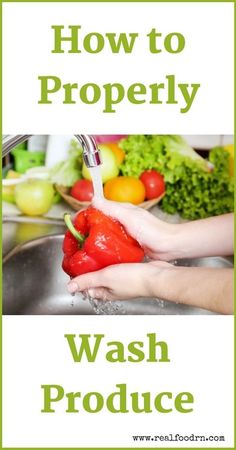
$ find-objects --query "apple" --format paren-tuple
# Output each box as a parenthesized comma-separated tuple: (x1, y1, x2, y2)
(82, 145, 119, 183)
(15, 180, 54, 216)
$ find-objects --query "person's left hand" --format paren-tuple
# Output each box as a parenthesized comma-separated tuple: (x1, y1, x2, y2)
(67, 261, 171, 301)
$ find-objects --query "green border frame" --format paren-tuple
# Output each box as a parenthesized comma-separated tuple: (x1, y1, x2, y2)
(0, 0, 235, 450)
(1, 0, 235, 2)
(1, 0, 234, 2)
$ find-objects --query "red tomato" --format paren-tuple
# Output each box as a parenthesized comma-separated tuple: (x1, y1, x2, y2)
(70, 180, 94, 202)
(139, 170, 165, 200)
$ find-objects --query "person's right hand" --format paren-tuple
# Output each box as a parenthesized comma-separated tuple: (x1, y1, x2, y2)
(92, 199, 234, 261)
(92, 197, 178, 261)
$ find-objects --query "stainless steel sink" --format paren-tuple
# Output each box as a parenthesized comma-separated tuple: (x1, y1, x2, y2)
(3, 234, 233, 315)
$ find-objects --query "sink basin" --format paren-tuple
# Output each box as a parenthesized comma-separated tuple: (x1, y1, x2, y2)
(3, 235, 233, 315)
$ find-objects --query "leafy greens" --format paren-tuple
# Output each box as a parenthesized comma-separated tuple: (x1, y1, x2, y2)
(120, 135, 234, 219)
(50, 141, 83, 187)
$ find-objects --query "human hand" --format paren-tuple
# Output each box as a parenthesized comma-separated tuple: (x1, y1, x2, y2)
(92, 197, 178, 261)
(67, 260, 171, 300)
(92, 199, 234, 260)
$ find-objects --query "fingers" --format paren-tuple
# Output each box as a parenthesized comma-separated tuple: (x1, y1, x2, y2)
(148, 260, 173, 269)
(67, 268, 108, 294)
(92, 196, 137, 221)
(88, 287, 111, 301)
(67, 262, 153, 300)
(92, 196, 147, 241)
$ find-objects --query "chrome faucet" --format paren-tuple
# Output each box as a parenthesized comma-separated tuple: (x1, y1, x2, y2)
(2, 135, 102, 167)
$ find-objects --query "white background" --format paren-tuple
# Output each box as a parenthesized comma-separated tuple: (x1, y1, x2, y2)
(3, 316, 234, 448)
(2, 2, 234, 134)
(2, 2, 234, 448)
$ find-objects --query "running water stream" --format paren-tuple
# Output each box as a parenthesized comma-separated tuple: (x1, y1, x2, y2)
(89, 166, 104, 198)
(81, 164, 125, 315)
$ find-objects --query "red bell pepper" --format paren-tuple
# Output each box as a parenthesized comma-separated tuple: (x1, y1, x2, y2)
(62, 207, 144, 278)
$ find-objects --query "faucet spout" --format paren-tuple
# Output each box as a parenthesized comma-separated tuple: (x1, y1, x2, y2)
(2, 135, 32, 158)
(2, 134, 102, 168)
(74, 135, 102, 167)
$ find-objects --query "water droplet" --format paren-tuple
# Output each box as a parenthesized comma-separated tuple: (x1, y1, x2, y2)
(155, 298, 165, 308)
(84, 290, 126, 315)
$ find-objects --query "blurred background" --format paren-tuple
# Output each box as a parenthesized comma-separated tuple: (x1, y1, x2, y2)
(2, 134, 234, 223)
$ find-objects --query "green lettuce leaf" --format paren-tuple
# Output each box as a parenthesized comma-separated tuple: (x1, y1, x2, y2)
(120, 136, 234, 219)
(50, 143, 83, 187)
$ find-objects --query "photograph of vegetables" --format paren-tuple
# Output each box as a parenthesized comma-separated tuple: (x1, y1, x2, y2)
(2, 135, 234, 316)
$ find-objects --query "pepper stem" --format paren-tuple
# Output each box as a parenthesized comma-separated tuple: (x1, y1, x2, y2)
(64, 213, 85, 244)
